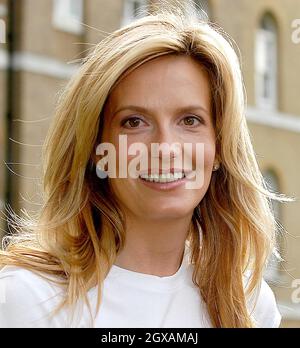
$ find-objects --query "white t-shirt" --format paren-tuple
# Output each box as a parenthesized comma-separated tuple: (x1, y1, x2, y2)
(0, 249, 281, 328)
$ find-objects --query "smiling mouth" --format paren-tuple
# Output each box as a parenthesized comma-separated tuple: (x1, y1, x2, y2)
(139, 171, 186, 183)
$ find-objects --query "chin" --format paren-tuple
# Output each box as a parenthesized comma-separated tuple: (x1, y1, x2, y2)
(143, 203, 195, 220)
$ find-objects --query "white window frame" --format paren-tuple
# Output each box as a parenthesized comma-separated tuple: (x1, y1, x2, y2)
(0, 4, 8, 17)
(121, 0, 148, 27)
(255, 18, 278, 110)
(52, 0, 84, 35)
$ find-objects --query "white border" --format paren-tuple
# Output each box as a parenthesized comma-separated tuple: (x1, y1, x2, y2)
(0, 49, 78, 79)
(246, 106, 300, 133)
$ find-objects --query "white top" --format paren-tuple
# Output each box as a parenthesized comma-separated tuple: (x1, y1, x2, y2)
(0, 250, 282, 328)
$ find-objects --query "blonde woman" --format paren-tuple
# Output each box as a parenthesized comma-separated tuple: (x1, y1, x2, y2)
(0, 2, 285, 328)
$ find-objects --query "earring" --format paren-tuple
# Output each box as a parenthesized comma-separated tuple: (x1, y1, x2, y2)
(96, 162, 108, 179)
(213, 162, 220, 171)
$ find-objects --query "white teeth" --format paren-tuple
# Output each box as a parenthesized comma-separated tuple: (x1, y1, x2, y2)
(174, 172, 184, 179)
(139, 172, 185, 183)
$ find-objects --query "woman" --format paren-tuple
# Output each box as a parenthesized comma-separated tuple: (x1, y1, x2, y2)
(0, 2, 285, 328)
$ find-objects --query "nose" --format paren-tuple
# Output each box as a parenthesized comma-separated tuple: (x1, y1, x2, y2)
(149, 123, 182, 161)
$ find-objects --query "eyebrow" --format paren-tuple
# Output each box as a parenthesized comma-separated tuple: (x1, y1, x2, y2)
(113, 104, 210, 117)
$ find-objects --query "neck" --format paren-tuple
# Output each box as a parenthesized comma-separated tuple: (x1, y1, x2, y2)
(114, 213, 192, 277)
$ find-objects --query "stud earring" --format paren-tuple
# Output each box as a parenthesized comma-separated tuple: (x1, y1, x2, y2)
(213, 162, 220, 171)
(96, 162, 108, 179)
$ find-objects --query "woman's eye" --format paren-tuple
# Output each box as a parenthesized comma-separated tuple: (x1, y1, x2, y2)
(180, 116, 203, 127)
(121, 117, 146, 129)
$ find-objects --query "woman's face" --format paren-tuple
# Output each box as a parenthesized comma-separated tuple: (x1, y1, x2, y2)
(100, 54, 216, 220)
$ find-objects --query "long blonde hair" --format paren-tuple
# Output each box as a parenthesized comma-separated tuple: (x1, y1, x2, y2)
(0, 1, 288, 327)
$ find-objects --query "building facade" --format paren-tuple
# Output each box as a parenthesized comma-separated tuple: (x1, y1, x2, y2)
(0, 0, 299, 327)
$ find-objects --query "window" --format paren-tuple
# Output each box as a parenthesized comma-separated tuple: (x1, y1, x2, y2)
(121, 0, 148, 27)
(263, 169, 283, 282)
(52, 0, 84, 35)
(255, 13, 278, 110)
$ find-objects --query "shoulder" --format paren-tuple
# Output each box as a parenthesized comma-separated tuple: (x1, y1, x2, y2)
(0, 265, 68, 327)
(245, 274, 282, 328)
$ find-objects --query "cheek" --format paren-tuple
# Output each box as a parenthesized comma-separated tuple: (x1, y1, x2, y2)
(204, 143, 216, 170)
